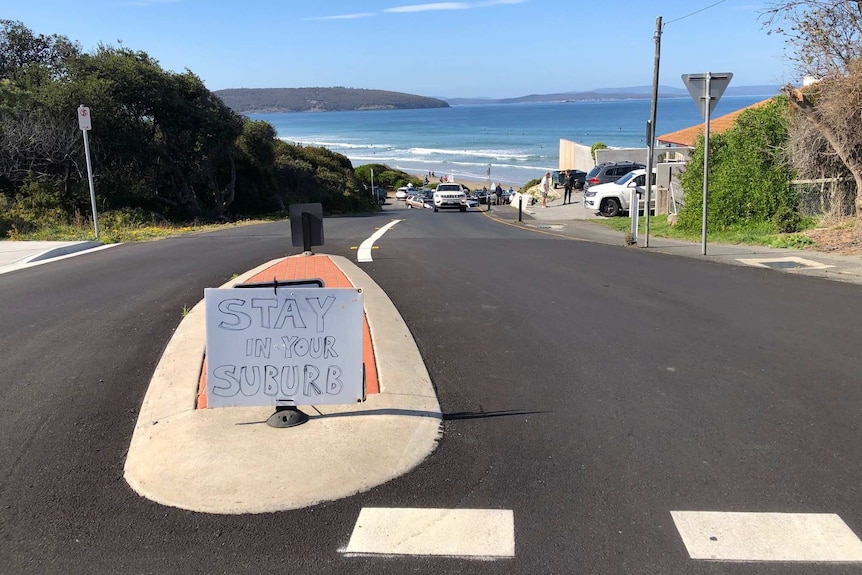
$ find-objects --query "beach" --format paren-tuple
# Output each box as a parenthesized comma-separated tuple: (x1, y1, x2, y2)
(406, 171, 528, 192)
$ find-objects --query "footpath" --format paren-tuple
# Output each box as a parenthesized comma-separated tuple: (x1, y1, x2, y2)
(487, 191, 862, 285)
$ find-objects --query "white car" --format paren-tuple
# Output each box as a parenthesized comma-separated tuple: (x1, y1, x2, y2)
(432, 183, 467, 212)
(395, 186, 411, 200)
(583, 169, 656, 217)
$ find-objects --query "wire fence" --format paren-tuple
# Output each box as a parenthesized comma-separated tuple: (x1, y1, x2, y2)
(793, 178, 857, 222)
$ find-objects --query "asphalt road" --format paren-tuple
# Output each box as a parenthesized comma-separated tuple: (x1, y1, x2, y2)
(1, 204, 860, 574)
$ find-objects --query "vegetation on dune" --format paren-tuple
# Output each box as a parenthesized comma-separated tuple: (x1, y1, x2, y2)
(0, 20, 379, 240)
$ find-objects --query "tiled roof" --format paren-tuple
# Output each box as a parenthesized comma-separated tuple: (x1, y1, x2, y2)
(656, 98, 772, 147)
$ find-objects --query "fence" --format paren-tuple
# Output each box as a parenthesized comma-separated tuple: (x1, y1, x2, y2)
(793, 178, 857, 221)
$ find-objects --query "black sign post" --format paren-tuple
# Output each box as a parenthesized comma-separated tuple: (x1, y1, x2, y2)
(289, 203, 324, 254)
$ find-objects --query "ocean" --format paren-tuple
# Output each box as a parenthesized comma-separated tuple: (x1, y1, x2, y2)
(250, 95, 771, 186)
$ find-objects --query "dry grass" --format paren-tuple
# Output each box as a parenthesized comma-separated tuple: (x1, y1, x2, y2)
(804, 221, 862, 255)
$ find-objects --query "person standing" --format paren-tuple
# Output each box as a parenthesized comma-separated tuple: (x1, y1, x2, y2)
(540, 172, 550, 208)
(495, 183, 503, 205)
(563, 170, 573, 205)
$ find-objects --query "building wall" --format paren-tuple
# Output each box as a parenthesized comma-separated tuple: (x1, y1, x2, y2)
(558, 139, 595, 172)
(594, 147, 649, 165)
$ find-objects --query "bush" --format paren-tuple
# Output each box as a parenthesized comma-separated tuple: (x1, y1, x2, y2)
(678, 97, 798, 233)
(591, 142, 608, 161)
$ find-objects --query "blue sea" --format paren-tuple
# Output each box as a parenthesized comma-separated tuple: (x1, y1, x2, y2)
(250, 95, 770, 186)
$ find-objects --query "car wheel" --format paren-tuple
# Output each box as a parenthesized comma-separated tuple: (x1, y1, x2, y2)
(460, 206, 466, 212)
(408, 203, 413, 209)
(433, 206, 439, 212)
(600, 198, 621, 217)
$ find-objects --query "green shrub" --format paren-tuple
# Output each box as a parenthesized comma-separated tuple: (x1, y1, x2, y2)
(678, 97, 798, 234)
(591, 142, 608, 161)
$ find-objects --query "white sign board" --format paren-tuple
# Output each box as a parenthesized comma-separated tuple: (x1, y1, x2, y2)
(204, 287, 364, 408)
(77, 105, 92, 131)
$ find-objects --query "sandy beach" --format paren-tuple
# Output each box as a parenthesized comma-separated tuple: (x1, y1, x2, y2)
(405, 171, 530, 192)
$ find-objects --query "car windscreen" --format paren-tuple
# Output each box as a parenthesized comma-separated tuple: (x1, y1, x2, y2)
(616, 172, 636, 185)
(436, 185, 461, 192)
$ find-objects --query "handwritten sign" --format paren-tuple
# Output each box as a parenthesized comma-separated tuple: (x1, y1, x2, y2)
(204, 287, 364, 408)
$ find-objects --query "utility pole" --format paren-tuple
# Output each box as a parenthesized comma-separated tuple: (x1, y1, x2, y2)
(644, 16, 662, 247)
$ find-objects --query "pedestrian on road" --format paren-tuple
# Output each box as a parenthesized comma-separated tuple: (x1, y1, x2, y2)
(540, 172, 550, 208)
(563, 170, 573, 204)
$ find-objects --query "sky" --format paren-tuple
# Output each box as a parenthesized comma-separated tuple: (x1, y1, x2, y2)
(4, 0, 795, 99)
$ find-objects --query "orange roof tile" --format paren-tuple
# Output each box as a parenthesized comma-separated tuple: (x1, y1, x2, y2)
(657, 98, 772, 147)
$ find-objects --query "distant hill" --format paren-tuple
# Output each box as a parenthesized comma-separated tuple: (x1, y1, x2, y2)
(213, 87, 449, 114)
(443, 84, 781, 105)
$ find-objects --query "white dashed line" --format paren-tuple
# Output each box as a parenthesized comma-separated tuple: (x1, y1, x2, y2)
(671, 511, 862, 562)
(358, 220, 401, 262)
(341, 507, 515, 559)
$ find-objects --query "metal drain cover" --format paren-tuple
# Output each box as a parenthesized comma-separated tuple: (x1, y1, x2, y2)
(736, 256, 834, 270)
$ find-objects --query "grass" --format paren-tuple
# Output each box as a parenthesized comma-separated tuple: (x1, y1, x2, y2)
(590, 214, 817, 249)
(6, 218, 269, 243)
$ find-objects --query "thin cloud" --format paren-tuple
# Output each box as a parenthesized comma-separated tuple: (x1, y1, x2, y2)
(308, 1, 522, 20)
(477, 0, 526, 6)
(304, 12, 375, 20)
(384, 3, 470, 13)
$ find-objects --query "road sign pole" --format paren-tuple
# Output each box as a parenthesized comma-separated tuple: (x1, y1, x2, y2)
(681, 72, 732, 257)
(82, 130, 99, 240)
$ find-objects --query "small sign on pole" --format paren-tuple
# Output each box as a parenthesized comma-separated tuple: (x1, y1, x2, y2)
(77, 105, 99, 240)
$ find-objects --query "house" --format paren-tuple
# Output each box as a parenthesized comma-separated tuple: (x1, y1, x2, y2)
(656, 99, 771, 147)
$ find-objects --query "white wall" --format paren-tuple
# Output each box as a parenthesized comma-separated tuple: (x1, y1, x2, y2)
(558, 139, 595, 172)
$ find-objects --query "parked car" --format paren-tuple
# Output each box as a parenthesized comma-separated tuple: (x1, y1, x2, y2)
(472, 189, 491, 204)
(552, 170, 587, 189)
(432, 183, 467, 212)
(464, 197, 479, 208)
(406, 190, 434, 209)
(583, 168, 656, 217)
(395, 186, 411, 200)
(583, 162, 645, 191)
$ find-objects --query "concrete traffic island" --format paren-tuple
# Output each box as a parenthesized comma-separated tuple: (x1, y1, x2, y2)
(124, 255, 442, 514)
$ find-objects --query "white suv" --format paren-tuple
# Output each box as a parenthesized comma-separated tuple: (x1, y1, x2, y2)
(583, 169, 656, 217)
(433, 183, 467, 212)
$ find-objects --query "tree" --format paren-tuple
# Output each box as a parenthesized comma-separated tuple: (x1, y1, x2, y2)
(763, 1, 862, 226)
(762, 1, 862, 79)
(0, 20, 80, 87)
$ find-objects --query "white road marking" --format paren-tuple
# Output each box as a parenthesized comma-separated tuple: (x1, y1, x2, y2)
(671, 511, 862, 562)
(736, 256, 834, 270)
(341, 507, 515, 559)
(358, 220, 401, 262)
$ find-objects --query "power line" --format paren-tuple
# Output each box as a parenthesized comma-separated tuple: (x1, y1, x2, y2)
(664, 0, 728, 26)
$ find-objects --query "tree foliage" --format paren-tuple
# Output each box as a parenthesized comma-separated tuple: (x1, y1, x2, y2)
(762, 1, 862, 79)
(678, 98, 800, 232)
(763, 2, 862, 227)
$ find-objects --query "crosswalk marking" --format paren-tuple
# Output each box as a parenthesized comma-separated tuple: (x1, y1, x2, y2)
(341, 507, 515, 559)
(672, 511, 862, 562)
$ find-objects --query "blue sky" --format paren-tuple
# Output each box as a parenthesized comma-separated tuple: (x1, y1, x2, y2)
(5, 0, 792, 98)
